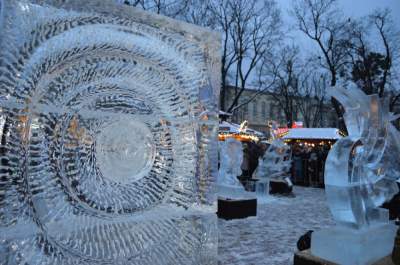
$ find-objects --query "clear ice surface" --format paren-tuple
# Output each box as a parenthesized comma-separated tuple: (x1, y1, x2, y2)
(0, 1, 220, 264)
(311, 87, 400, 265)
(254, 139, 292, 197)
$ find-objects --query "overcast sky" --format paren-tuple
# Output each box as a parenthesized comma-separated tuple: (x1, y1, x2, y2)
(279, 0, 400, 23)
(278, 0, 400, 52)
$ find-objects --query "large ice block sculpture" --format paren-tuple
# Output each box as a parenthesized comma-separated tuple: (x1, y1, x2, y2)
(311, 87, 400, 265)
(0, 1, 220, 264)
(254, 139, 292, 196)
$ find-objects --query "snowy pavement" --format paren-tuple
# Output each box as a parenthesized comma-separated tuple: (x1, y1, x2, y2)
(218, 186, 335, 265)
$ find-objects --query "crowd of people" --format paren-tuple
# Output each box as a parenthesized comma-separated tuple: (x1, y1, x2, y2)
(290, 143, 330, 187)
(237, 140, 331, 188)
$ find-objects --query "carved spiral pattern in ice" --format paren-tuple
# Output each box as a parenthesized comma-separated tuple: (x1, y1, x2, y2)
(0, 1, 220, 264)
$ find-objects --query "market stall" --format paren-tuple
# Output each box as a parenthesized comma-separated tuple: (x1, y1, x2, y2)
(218, 121, 262, 142)
(282, 128, 345, 187)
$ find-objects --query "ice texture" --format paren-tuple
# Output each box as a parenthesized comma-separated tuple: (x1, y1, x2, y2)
(311, 87, 400, 264)
(0, 1, 220, 264)
(254, 139, 292, 196)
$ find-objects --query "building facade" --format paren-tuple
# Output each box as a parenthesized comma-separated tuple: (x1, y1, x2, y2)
(223, 86, 338, 133)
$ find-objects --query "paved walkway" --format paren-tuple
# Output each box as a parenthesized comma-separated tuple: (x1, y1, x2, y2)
(218, 186, 335, 265)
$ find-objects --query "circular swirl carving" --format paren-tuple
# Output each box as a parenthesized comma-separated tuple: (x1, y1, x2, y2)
(0, 3, 217, 264)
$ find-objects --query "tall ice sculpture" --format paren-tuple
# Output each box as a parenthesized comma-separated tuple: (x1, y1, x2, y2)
(311, 87, 400, 265)
(254, 139, 292, 197)
(0, 0, 220, 264)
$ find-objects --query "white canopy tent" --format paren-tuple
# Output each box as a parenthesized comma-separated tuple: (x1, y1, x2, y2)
(245, 128, 265, 137)
(219, 121, 241, 134)
(219, 121, 264, 136)
(282, 128, 342, 140)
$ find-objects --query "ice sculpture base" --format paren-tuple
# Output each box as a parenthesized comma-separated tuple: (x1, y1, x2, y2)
(217, 197, 257, 220)
(255, 180, 269, 197)
(255, 181, 275, 204)
(311, 223, 397, 265)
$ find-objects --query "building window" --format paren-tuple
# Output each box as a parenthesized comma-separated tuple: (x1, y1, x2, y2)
(261, 102, 266, 118)
(269, 104, 274, 118)
(243, 104, 249, 120)
(253, 102, 257, 119)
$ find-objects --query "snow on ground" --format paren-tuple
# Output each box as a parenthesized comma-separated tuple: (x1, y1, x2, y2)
(218, 186, 335, 265)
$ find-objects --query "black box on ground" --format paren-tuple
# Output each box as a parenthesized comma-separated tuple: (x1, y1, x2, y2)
(217, 198, 257, 220)
(270, 180, 292, 194)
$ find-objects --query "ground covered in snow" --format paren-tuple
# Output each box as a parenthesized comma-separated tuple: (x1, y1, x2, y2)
(218, 186, 335, 265)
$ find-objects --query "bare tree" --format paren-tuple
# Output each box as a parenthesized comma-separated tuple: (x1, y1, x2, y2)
(296, 73, 328, 127)
(183, 1, 215, 27)
(369, 9, 400, 111)
(120, 0, 192, 18)
(292, 0, 351, 87)
(347, 9, 399, 95)
(120, 0, 235, 111)
(266, 46, 301, 127)
(120, 0, 284, 115)
(257, 45, 328, 128)
(226, 0, 283, 113)
(343, 9, 400, 114)
(372, 9, 395, 97)
(292, 1, 400, 125)
(346, 20, 378, 95)
(207, 0, 237, 111)
(292, 0, 354, 131)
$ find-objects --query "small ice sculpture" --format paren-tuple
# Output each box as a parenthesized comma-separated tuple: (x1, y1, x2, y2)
(0, 1, 220, 264)
(217, 138, 249, 198)
(311, 87, 400, 265)
(254, 139, 292, 197)
(218, 138, 243, 187)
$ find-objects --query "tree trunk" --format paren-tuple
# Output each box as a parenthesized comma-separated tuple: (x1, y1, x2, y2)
(328, 70, 347, 133)
(331, 97, 347, 134)
(220, 81, 226, 112)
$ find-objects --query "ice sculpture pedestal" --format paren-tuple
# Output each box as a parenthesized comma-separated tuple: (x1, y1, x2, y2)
(311, 223, 397, 265)
(217, 198, 257, 220)
(255, 180, 269, 197)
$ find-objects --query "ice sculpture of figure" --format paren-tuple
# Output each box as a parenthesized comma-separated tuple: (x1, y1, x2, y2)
(254, 140, 292, 197)
(311, 87, 400, 265)
(218, 138, 250, 198)
(218, 138, 243, 187)
(0, 1, 220, 264)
